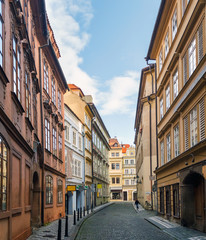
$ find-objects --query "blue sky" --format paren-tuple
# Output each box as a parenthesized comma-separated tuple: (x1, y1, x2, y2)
(45, 0, 160, 145)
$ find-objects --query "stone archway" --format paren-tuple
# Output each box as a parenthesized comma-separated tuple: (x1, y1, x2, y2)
(181, 171, 205, 232)
(31, 172, 41, 227)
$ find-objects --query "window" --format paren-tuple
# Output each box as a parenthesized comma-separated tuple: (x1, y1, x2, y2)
(65, 122, 70, 141)
(116, 177, 120, 184)
(173, 69, 178, 99)
(160, 140, 164, 166)
(111, 163, 115, 169)
(174, 125, 180, 157)
(198, 23, 203, 63)
(125, 179, 129, 185)
(159, 49, 163, 72)
(183, 53, 188, 84)
(173, 184, 179, 217)
(43, 60, 49, 93)
(46, 175, 53, 204)
(52, 128, 57, 156)
(131, 169, 135, 174)
(58, 89, 61, 114)
(166, 85, 170, 111)
(77, 161, 81, 177)
(116, 152, 119, 157)
(166, 134, 171, 162)
(51, 77, 56, 104)
(112, 178, 115, 184)
(0, 0, 3, 66)
(160, 97, 164, 120)
(172, 9, 177, 40)
(25, 71, 31, 120)
(189, 38, 196, 77)
(125, 159, 128, 164)
(45, 119, 50, 151)
(79, 135, 82, 150)
(125, 169, 129, 174)
(160, 187, 164, 213)
(130, 159, 134, 165)
(199, 98, 205, 141)
(166, 186, 171, 215)
(73, 131, 76, 146)
(182, 0, 190, 16)
(57, 179, 63, 204)
(0, 136, 8, 211)
(184, 115, 189, 150)
(165, 32, 169, 58)
(116, 163, 120, 169)
(59, 135, 62, 160)
(190, 106, 197, 147)
(13, 36, 21, 101)
(131, 179, 135, 185)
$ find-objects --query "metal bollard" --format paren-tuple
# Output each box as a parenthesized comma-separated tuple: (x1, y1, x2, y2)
(87, 205, 89, 214)
(57, 218, 62, 240)
(65, 215, 68, 237)
(77, 208, 80, 221)
(73, 210, 76, 225)
(83, 206, 85, 217)
(80, 207, 82, 218)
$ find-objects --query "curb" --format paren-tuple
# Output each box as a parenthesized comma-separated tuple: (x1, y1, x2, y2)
(68, 202, 114, 240)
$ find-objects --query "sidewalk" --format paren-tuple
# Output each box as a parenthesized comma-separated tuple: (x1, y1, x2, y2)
(27, 202, 113, 240)
(133, 203, 206, 240)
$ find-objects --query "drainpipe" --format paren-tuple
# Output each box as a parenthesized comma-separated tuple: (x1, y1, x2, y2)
(39, 39, 49, 226)
(82, 127, 85, 208)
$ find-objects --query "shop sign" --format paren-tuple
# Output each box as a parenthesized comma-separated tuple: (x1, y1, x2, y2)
(97, 184, 102, 189)
(67, 185, 76, 191)
(84, 186, 89, 190)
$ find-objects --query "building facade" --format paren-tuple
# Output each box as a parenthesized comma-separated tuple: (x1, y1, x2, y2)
(146, 0, 206, 232)
(64, 84, 94, 210)
(88, 102, 110, 206)
(122, 146, 137, 201)
(64, 103, 84, 215)
(0, 0, 67, 239)
(134, 66, 157, 209)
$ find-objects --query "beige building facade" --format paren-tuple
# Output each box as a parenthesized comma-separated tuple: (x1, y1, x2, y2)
(134, 66, 157, 210)
(146, 0, 206, 232)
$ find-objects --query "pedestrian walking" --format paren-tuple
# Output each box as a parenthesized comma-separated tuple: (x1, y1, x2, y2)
(135, 199, 139, 209)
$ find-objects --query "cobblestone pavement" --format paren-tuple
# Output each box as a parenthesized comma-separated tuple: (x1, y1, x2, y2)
(75, 202, 174, 240)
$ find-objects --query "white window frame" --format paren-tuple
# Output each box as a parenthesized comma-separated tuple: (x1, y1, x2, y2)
(174, 125, 180, 157)
(160, 97, 164, 120)
(166, 84, 170, 111)
(172, 8, 177, 40)
(45, 119, 50, 151)
(160, 140, 164, 166)
(166, 134, 171, 162)
(190, 106, 198, 147)
(173, 69, 178, 100)
(165, 32, 169, 58)
(159, 49, 163, 72)
(189, 38, 196, 77)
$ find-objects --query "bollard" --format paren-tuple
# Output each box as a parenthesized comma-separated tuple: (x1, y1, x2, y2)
(80, 207, 82, 218)
(77, 208, 80, 221)
(87, 205, 89, 214)
(73, 210, 76, 225)
(65, 215, 68, 237)
(83, 206, 85, 217)
(57, 218, 62, 240)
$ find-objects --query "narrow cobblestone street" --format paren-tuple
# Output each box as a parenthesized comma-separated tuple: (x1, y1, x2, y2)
(75, 202, 174, 240)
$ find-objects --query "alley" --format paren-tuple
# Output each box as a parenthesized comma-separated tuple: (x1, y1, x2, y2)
(75, 202, 174, 240)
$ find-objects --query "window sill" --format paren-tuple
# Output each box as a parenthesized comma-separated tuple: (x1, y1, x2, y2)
(11, 91, 25, 115)
(25, 117, 34, 131)
(45, 149, 52, 155)
(173, 215, 180, 219)
(57, 203, 63, 207)
(0, 65, 9, 86)
(25, 205, 31, 212)
(45, 204, 53, 209)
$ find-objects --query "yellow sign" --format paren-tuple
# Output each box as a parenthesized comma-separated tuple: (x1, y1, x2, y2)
(97, 192, 99, 197)
(67, 185, 76, 191)
(97, 184, 102, 189)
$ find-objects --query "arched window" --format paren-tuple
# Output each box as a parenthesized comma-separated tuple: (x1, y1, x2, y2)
(57, 179, 63, 204)
(0, 135, 8, 211)
(45, 175, 53, 204)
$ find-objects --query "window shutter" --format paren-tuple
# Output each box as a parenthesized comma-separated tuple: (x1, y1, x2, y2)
(183, 53, 187, 85)
(184, 115, 189, 150)
(199, 98, 205, 141)
(198, 22, 203, 63)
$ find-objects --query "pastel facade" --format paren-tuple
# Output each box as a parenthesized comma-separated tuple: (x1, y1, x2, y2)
(146, 0, 206, 232)
(134, 66, 157, 210)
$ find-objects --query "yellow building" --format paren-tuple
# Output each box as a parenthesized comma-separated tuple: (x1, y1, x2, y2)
(64, 84, 94, 209)
(122, 146, 137, 201)
(134, 65, 157, 209)
(109, 138, 123, 200)
(146, 0, 206, 232)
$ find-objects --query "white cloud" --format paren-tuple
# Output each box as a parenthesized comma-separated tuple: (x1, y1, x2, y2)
(99, 71, 140, 116)
(45, 0, 98, 99)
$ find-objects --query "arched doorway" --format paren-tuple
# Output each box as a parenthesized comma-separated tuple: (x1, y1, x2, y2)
(181, 172, 205, 232)
(31, 172, 40, 227)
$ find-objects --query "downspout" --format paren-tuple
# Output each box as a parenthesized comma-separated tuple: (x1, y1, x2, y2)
(39, 39, 49, 226)
(82, 127, 85, 208)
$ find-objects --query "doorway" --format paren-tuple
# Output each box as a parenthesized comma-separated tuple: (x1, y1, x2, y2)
(123, 191, 127, 201)
(181, 172, 205, 232)
(31, 172, 40, 227)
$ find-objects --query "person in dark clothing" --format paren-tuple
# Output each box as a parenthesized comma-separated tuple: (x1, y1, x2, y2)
(135, 199, 139, 209)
